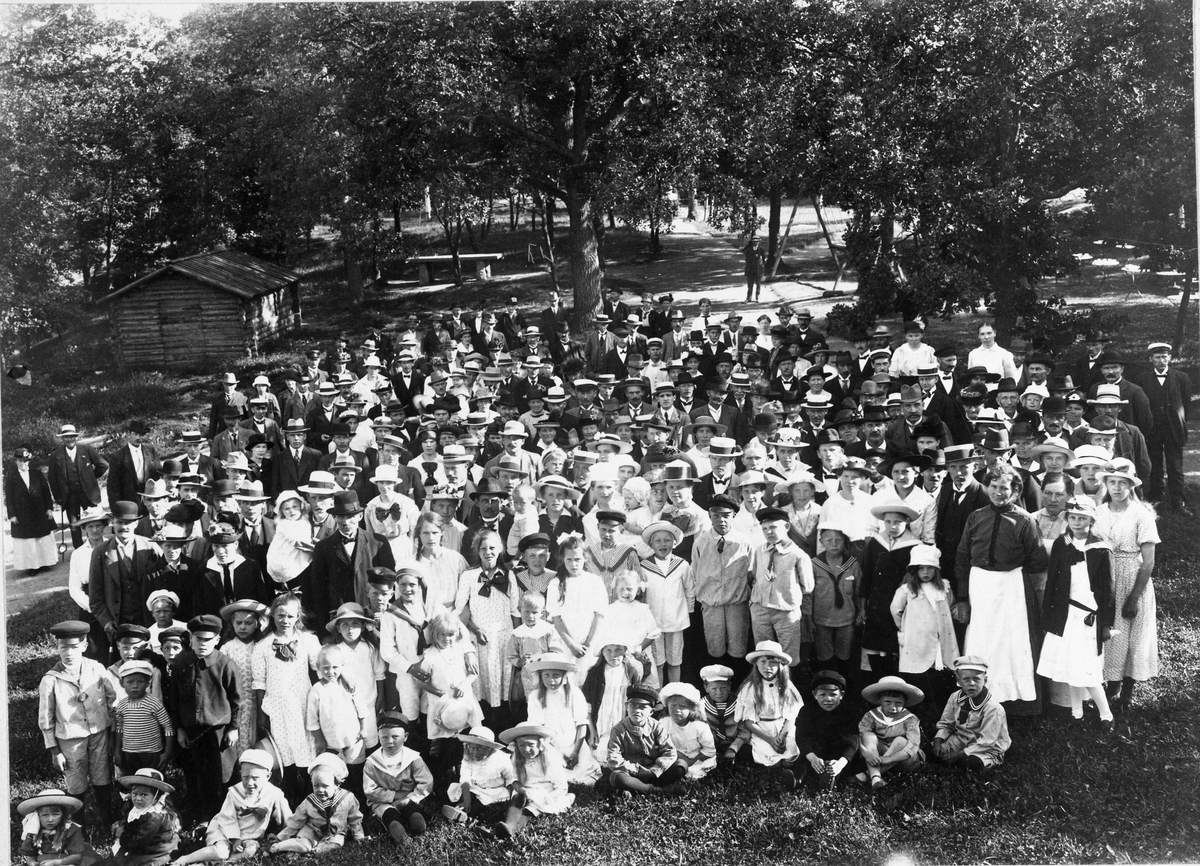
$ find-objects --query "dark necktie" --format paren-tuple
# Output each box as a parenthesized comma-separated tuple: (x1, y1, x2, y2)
(222, 564, 234, 600)
(421, 462, 439, 486)
(717, 536, 725, 554)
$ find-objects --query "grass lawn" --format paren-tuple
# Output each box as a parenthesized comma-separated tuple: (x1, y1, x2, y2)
(8, 503, 1200, 863)
(6, 220, 1200, 863)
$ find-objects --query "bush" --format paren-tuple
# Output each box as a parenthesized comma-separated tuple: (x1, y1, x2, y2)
(824, 302, 877, 339)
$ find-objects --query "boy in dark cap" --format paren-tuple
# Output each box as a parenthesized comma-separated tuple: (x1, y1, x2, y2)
(166, 614, 243, 823)
(794, 670, 858, 789)
(38, 620, 117, 829)
(605, 684, 687, 797)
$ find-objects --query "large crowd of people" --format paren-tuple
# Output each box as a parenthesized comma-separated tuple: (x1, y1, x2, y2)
(9, 290, 1192, 862)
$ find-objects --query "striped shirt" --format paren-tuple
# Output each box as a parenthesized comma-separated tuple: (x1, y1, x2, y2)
(115, 695, 173, 753)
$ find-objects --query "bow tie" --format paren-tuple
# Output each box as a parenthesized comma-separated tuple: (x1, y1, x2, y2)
(375, 504, 402, 522)
(477, 570, 510, 598)
(272, 640, 298, 661)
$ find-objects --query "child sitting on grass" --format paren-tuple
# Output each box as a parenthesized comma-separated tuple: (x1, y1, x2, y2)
(495, 723, 574, 841)
(700, 665, 740, 759)
(111, 769, 179, 866)
(932, 656, 1011, 772)
(728, 641, 801, 774)
(363, 713, 433, 848)
(856, 675, 926, 790)
(658, 683, 717, 781)
(17, 788, 98, 866)
(269, 754, 364, 854)
(605, 683, 687, 797)
(442, 726, 516, 827)
(525, 652, 601, 784)
(170, 749, 290, 865)
(794, 670, 857, 790)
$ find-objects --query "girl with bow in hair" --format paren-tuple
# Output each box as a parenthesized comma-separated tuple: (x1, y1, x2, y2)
(251, 591, 320, 804)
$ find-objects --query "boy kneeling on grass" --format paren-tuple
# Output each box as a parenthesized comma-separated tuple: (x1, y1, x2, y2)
(931, 655, 1010, 772)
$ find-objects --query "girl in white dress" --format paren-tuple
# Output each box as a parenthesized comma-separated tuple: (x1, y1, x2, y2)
(730, 640, 802, 767)
(524, 653, 600, 785)
(456, 530, 521, 717)
(545, 537, 609, 684)
(1037, 497, 1116, 727)
(412, 514, 468, 613)
(494, 724, 574, 840)
(252, 591, 321, 803)
(218, 599, 268, 764)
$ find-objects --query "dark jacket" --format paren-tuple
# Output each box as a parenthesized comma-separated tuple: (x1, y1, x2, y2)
(88, 536, 163, 630)
(106, 443, 160, 507)
(1041, 536, 1114, 654)
(306, 529, 396, 631)
(48, 443, 108, 507)
(4, 463, 55, 538)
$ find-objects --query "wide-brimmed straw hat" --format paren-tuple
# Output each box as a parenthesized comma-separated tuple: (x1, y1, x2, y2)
(17, 789, 82, 816)
(745, 640, 791, 665)
(498, 723, 555, 745)
(457, 726, 506, 750)
(118, 768, 174, 794)
(862, 675, 925, 707)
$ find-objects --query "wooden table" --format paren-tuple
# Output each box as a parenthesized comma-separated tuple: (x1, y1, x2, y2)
(412, 253, 504, 285)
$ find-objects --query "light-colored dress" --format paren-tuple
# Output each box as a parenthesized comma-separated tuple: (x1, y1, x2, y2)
(1037, 537, 1106, 687)
(507, 621, 563, 698)
(734, 680, 802, 766)
(1097, 503, 1160, 682)
(455, 568, 520, 706)
(414, 547, 468, 612)
(526, 684, 601, 785)
(664, 717, 717, 780)
(219, 636, 258, 761)
(545, 571, 610, 683)
(517, 750, 574, 815)
(417, 641, 483, 740)
(339, 639, 385, 747)
(251, 631, 321, 768)
(641, 554, 694, 635)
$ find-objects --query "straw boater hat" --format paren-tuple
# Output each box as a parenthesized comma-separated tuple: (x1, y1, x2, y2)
(862, 675, 925, 707)
(745, 640, 791, 665)
(118, 767, 174, 795)
(17, 789, 82, 816)
(456, 726, 506, 751)
(537, 474, 580, 501)
(1071, 445, 1112, 469)
(526, 652, 579, 674)
(71, 505, 110, 527)
(219, 598, 269, 623)
(1030, 437, 1075, 463)
(868, 498, 920, 521)
(435, 695, 473, 732)
(498, 723, 555, 745)
(641, 520, 683, 547)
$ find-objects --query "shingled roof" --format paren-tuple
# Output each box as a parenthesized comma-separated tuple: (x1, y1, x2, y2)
(101, 249, 299, 303)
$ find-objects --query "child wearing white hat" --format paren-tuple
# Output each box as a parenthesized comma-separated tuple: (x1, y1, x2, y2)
(856, 676, 926, 790)
(270, 753, 364, 853)
(889, 544, 960, 685)
(932, 656, 1011, 772)
(172, 749, 290, 864)
(17, 789, 97, 866)
(659, 682, 717, 780)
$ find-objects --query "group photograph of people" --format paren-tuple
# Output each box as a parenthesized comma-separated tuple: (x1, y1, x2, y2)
(3, 1, 1198, 864)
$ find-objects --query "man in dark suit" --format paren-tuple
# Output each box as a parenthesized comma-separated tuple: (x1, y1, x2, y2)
(1086, 351, 1154, 438)
(306, 491, 396, 631)
(88, 500, 161, 659)
(688, 380, 741, 436)
(173, 430, 221, 484)
(268, 419, 322, 497)
(207, 372, 248, 439)
(304, 382, 342, 450)
(459, 479, 515, 568)
(601, 287, 630, 324)
(601, 326, 635, 378)
(1072, 331, 1112, 395)
(692, 437, 741, 510)
(234, 480, 275, 576)
(106, 419, 159, 512)
(919, 365, 972, 445)
(540, 290, 572, 335)
(390, 350, 426, 416)
(48, 423, 109, 548)
(1136, 342, 1192, 514)
(935, 445, 991, 643)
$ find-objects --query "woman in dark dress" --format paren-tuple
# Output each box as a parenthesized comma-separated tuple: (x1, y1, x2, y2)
(4, 444, 59, 573)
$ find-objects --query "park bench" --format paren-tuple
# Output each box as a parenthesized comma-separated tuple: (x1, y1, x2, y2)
(412, 252, 504, 285)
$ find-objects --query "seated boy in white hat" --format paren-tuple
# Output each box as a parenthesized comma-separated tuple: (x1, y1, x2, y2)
(931, 655, 1011, 772)
(856, 675, 926, 789)
(173, 748, 290, 865)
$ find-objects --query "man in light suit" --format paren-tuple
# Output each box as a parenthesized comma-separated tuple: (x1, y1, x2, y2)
(49, 423, 109, 548)
(106, 419, 159, 513)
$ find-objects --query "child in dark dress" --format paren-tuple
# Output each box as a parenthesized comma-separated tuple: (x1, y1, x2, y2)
(18, 789, 99, 866)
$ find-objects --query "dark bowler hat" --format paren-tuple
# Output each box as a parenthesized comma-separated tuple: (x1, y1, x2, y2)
(330, 490, 363, 516)
(110, 501, 140, 522)
(471, 478, 506, 500)
(978, 428, 1013, 452)
(661, 461, 697, 484)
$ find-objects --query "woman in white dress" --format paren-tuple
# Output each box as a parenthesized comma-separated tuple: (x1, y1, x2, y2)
(456, 529, 520, 715)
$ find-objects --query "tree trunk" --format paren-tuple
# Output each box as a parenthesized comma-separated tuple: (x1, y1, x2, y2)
(990, 218, 1020, 342)
(767, 184, 783, 263)
(545, 195, 556, 251)
(565, 187, 603, 328)
(393, 200, 401, 234)
(593, 211, 607, 272)
(343, 247, 364, 305)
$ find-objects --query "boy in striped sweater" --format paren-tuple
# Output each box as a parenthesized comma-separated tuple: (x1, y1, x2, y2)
(112, 660, 174, 774)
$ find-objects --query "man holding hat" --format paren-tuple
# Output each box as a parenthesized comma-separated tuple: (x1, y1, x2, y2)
(1136, 341, 1192, 514)
(49, 423, 110, 549)
(306, 490, 396, 631)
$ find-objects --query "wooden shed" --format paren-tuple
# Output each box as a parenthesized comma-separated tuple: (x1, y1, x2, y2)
(101, 250, 302, 368)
